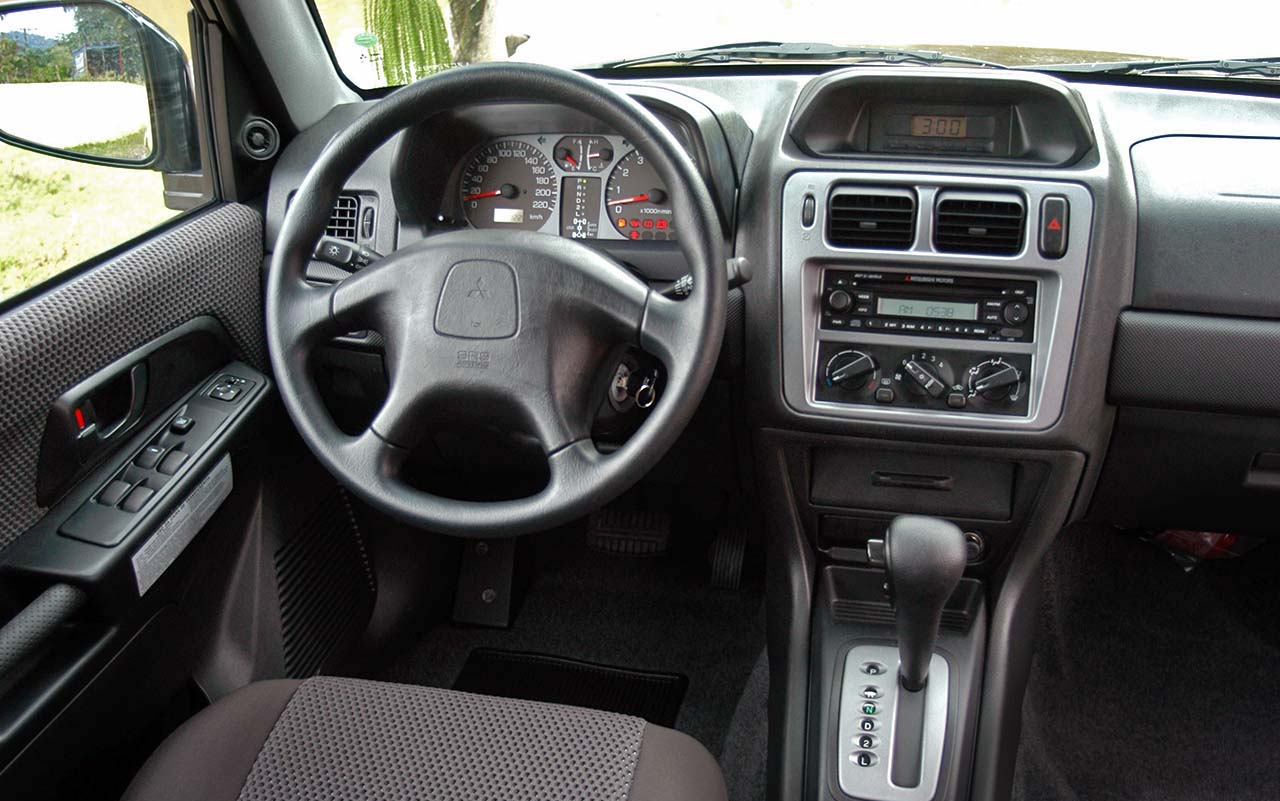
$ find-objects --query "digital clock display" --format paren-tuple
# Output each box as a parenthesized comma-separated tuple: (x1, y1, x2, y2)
(876, 297, 979, 321)
(911, 115, 969, 138)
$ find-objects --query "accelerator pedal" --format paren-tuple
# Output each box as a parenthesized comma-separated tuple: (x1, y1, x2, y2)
(587, 508, 670, 556)
(709, 526, 747, 590)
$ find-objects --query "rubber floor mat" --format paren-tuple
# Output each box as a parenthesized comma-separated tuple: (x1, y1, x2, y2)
(453, 648, 688, 727)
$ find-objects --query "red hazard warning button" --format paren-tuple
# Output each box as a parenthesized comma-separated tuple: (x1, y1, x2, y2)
(1039, 195, 1069, 258)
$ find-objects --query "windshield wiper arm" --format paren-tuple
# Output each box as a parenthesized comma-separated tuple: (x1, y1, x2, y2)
(1042, 56, 1280, 78)
(590, 42, 1008, 70)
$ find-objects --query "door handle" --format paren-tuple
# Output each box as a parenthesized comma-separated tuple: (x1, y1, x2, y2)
(37, 361, 150, 506)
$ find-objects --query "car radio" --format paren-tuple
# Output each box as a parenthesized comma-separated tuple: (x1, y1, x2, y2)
(820, 270, 1036, 343)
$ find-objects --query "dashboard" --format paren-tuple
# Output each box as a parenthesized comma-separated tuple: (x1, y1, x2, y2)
(258, 59, 1280, 801)
(457, 134, 679, 240)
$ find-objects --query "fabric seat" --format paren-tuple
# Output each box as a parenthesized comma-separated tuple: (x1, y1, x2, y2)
(122, 676, 727, 801)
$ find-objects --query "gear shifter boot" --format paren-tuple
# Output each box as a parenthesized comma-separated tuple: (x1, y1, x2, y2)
(885, 516, 966, 691)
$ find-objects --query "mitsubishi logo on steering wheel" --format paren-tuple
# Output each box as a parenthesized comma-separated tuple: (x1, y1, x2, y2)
(467, 276, 493, 300)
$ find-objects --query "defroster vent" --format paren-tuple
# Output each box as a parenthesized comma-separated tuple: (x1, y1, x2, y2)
(325, 194, 360, 243)
(934, 193, 1026, 256)
(826, 188, 917, 250)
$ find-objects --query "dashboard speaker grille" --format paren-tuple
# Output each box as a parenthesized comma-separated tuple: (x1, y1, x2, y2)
(934, 195, 1026, 255)
(325, 194, 360, 243)
(827, 190, 916, 250)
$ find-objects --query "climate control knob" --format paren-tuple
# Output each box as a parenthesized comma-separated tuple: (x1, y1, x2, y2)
(824, 350, 879, 394)
(898, 352, 955, 398)
(967, 358, 1024, 402)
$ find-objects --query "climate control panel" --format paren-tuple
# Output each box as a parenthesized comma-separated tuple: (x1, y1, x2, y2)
(816, 342, 1031, 416)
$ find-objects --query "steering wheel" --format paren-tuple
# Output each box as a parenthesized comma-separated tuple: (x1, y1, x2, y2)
(266, 64, 726, 538)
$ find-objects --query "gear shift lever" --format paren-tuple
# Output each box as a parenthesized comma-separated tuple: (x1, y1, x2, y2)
(880, 516, 966, 691)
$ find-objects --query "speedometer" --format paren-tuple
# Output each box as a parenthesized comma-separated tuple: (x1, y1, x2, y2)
(606, 149, 674, 241)
(460, 140, 557, 231)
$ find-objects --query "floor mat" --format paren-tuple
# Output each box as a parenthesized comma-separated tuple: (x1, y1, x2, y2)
(375, 527, 765, 756)
(1012, 527, 1280, 801)
(453, 648, 688, 727)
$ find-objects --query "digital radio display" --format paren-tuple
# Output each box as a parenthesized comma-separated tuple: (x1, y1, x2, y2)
(910, 115, 968, 138)
(876, 297, 979, 321)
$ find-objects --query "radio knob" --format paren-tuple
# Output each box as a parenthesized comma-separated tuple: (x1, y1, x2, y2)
(824, 350, 879, 393)
(827, 290, 853, 313)
(1003, 301, 1029, 326)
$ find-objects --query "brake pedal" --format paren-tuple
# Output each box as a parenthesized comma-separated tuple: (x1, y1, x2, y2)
(587, 508, 670, 556)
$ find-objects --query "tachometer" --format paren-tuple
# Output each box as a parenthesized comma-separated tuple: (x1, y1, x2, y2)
(606, 149, 675, 241)
(460, 140, 557, 231)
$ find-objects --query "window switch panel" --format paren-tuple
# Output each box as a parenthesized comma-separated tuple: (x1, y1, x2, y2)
(121, 485, 155, 513)
(157, 450, 190, 476)
(135, 445, 165, 470)
(98, 479, 132, 507)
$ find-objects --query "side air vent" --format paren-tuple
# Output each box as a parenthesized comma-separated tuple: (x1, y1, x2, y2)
(934, 193, 1026, 255)
(827, 188, 917, 250)
(325, 194, 360, 243)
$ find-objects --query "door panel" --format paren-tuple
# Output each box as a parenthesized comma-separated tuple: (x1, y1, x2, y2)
(0, 203, 265, 549)
(0, 202, 269, 798)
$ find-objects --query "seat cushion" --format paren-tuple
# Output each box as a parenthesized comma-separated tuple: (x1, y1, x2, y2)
(122, 676, 726, 801)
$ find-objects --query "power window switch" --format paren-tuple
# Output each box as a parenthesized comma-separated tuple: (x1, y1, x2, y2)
(170, 415, 194, 435)
(158, 450, 190, 476)
(98, 479, 132, 507)
(135, 445, 166, 470)
(121, 485, 155, 513)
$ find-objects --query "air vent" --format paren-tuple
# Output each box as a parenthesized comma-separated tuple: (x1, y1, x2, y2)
(934, 194, 1026, 255)
(325, 194, 360, 243)
(827, 189, 916, 250)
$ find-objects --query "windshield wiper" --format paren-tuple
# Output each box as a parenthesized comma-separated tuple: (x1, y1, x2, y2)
(590, 42, 1007, 70)
(1041, 56, 1280, 78)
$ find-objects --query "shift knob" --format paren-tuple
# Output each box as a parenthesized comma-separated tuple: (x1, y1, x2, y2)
(885, 516, 966, 692)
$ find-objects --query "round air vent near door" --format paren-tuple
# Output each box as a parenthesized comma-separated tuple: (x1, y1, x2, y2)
(239, 117, 280, 161)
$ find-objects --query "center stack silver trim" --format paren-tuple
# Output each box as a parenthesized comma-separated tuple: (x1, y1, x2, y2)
(781, 171, 1093, 430)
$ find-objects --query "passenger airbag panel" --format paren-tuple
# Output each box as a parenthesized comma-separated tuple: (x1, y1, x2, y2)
(1132, 136, 1280, 318)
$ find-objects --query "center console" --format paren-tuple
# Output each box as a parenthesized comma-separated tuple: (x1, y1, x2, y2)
(781, 172, 1092, 430)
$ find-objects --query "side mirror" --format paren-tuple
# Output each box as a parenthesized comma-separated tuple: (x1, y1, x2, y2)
(0, 0, 199, 172)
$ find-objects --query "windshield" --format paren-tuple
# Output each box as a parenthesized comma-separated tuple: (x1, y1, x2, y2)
(312, 0, 1277, 89)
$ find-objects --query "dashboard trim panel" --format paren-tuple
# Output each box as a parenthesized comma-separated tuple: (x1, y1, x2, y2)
(781, 171, 1094, 430)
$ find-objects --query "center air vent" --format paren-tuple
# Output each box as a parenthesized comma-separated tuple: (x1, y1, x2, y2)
(827, 189, 916, 250)
(934, 194, 1026, 255)
(325, 194, 360, 243)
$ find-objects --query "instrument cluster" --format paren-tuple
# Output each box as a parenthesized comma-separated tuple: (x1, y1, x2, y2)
(458, 134, 679, 241)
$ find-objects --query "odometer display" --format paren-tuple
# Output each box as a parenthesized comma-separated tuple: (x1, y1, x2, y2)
(460, 140, 557, 230)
